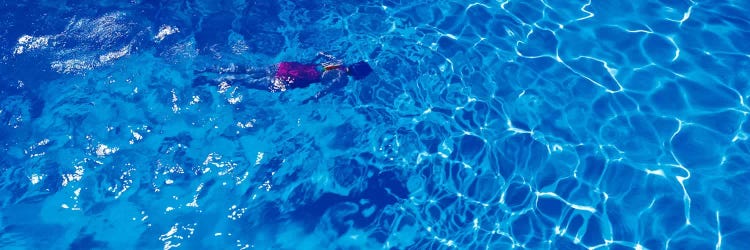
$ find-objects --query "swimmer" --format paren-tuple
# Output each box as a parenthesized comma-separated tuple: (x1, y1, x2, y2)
(194, 52, 373, 101)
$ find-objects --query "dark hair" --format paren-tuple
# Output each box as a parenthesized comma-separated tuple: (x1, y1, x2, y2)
(348, 61, 373, 80)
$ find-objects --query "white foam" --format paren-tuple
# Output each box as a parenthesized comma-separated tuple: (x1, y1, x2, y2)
(227, 96, 242, 104)
(14, 35, 52, 55)
(29, 174, 43, 185)
(130, 130, 143, 144)
(255, 152, 264, 165)
(95, 144, 118, 157)
(50, 59, 94, 73)
(189, 95, 200, 105)
(132, 131, 143, 141)
(155, 25, 179, 42)
(18, 12, 136, 73)
(237, 119, 256, 129)
(99, 45, 131, 63)
(62, 165, 85, 186)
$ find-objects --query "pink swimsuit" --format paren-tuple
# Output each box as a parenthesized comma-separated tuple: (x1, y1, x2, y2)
(274, 62, 322, 89)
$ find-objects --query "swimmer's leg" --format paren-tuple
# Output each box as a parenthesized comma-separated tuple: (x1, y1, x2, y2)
(195, 64, 269, 77)
(221, 74, 272, 90)
(242, 77, 272, 91)
(192, 75, 271, 91)
(192, 75, 220, 87)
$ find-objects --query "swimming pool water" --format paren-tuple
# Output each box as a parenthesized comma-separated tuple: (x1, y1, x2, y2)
(2, 0, 749, 249)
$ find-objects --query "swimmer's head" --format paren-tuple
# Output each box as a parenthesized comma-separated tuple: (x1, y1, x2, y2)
(347, 61, 373, 80)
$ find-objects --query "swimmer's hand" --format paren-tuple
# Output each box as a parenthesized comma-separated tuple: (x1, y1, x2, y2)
(317, 51, 337, 60)
(313, 51, 342, 66)
(301, 92, 322, 104)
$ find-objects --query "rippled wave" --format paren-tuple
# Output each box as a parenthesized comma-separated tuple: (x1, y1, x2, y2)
(1, 0, 749, 249)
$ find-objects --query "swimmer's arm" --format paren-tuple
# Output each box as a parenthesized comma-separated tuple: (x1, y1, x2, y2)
(315, 51, 337, 62)
(303, 71, 348, 103)
(313, 51, 343, 68)
(303, 86, 339, 103)
(195, 64, 266, 76)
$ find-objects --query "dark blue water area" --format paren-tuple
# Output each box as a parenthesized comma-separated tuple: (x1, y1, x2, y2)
(2, 0, 750, 249)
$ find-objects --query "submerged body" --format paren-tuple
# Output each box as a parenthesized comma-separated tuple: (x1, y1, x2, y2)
(271, 62, 324, 91)
(193, 55, 372, 100)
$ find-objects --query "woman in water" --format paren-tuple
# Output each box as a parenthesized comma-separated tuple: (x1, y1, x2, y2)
(194, 52, 373, 100)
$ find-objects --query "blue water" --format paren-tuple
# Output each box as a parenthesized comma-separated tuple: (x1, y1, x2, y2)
(2, 0, 749, 249)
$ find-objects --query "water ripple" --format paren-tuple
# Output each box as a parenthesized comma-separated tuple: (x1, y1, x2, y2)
(1, 0, 749, 249)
